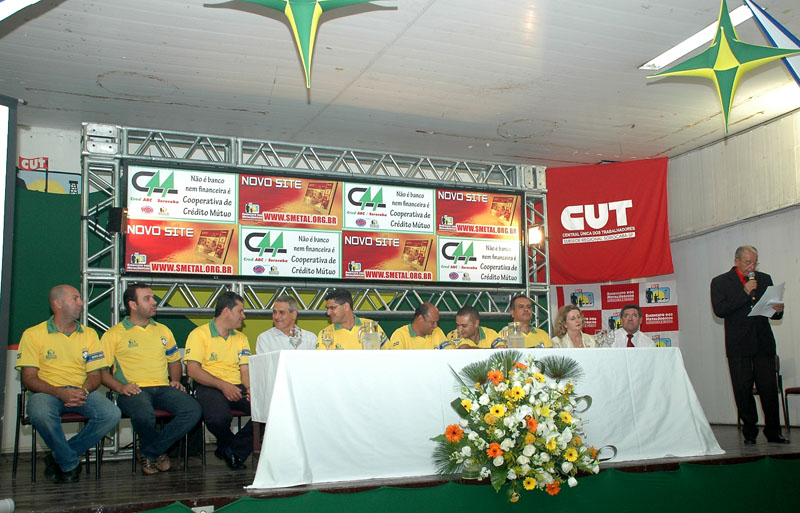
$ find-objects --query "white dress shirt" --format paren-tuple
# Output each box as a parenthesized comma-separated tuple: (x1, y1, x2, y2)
(256, 326, 317, 353)
(612, 329, 654, 348)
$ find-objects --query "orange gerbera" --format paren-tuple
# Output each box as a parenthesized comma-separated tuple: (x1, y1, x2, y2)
(590, 446, 599, 459)
(513, 362, 528, 370)
(486, 443, 504, 458)
(445, 424, 464, 443)
(546, 482, 561, 496)
(526, 417, 539, 432)
(487, 370, 504, 385)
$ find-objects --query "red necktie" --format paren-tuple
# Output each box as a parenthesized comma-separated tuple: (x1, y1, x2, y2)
(627, 333, 634, 348)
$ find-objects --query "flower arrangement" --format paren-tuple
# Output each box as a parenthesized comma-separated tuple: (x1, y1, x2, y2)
(431, 351, 599, 501)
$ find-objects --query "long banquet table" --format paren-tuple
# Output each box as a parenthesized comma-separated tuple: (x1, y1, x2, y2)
(247, 348, 723, 489)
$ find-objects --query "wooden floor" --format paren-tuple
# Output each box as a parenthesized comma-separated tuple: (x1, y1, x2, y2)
(2, 425, 800, 513)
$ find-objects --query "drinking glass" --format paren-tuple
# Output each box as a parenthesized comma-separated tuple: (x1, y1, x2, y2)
(288, 327, 303, 349)
(321, 330, 334, 350)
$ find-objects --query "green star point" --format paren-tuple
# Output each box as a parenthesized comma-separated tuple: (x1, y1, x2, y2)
(648, 0, 800, 131)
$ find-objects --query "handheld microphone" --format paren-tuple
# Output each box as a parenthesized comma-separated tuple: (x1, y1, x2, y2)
(748, 272, 756, 300)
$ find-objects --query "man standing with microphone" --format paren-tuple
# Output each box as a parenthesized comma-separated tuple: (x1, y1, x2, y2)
(711, 245, 787, 444)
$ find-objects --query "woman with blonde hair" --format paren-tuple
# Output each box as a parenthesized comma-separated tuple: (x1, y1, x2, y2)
(551, 305, 597, 348)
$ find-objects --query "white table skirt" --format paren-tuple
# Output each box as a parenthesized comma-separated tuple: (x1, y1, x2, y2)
(247, 348, 723, 489)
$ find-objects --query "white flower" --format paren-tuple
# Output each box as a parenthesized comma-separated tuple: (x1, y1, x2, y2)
(480, 467, 490, 479)
(540, 453, 550, 462)
(568, 476, 578, 488)
(478, 394, 490, 406)
(516, 455, 530, 465)
(496, 382, 508, 392)
(468, 431, 479, 441)
(460, 446, 472, 457)
(507, 469, 517, 480)
(520, 463, 531, 475)
(558, 428, 573, 445)
(459, 418, 468, 428)
(522, 444, 536, 457)
(541, 471, 554, 484)
(493, 455, 505, 466)
(561, 461, 573, 473)
(494, 429, 505, 439)
(500, 439, 514, 451)
(503, 416, 515, 428)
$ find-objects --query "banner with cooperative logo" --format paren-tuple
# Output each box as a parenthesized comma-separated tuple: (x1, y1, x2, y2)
(553, 279, 680, 347)
(124, 165, 523, 283)
(240, 226, 340, 278)
(546, 158, 672, 284)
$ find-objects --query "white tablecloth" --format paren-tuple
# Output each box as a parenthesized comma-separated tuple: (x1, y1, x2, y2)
(247, 348, 723, 489)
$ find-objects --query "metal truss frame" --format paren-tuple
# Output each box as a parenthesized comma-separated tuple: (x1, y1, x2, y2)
(81, 123, 550, 333)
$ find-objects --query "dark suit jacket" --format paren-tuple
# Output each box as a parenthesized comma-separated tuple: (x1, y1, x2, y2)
(710, 267, 783, 357)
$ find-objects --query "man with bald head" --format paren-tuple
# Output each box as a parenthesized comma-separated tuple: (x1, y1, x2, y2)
(16, 285, 121, 483)
(388, 302, 447, 350)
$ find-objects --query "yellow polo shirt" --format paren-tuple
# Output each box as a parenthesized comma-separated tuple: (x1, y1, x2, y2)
(441, 326, 499, 349)
(316, 316, 388, 350)
(492, 326, 553, 348)
(184, 320, 250, 385)
(101, 317, 180, 387)
(388, 324, 447, 350)
(16, 318, 106, 387)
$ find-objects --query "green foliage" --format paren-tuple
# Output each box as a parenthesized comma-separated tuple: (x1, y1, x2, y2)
(538, 355, 584, 382)
(431, 439, 463, 475)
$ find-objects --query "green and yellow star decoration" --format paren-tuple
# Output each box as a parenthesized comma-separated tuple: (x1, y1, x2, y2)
(648, 0, 800, 131)
(240, 0, 379, 89)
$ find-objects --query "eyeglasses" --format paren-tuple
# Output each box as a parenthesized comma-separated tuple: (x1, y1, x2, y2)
(737, 259, 759, 267)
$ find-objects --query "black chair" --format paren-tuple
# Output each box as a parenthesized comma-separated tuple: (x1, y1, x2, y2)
(784, 386, 800, 430)
(12, 386, 102, 482)
(737, 355, 789, 432)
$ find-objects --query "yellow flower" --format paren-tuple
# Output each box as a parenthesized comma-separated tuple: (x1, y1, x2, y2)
(509, 386, 525, 401)
(461, 399, 472, 412)
(572, 435, 583, 447)
(540, 405, 551, 417)
(560, 411, 573, 424)
(490, 404, 506, 418)
(564, 382, 575, 394)
(523, 477, 537, 490)
(565, 447, 578, 462)
(533, 372, 546, 383)
(546, 437, 557, 451)
(475, 382, 481, 390)
(484, 413, 498, 425)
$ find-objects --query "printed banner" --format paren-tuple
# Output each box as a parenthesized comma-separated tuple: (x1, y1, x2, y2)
(437, 237, 521, 284)
(546, 158, 673, 283)
(343, 183, 434, 233)
(125, 219, 238, 275)
(436, 189, 521, 239)
(240, 227, 340, 278)
(552, 279, 680, 345)
(127, 166, 237, 223)
(238, 174, 342, 229)
(343, 231, 435, 281)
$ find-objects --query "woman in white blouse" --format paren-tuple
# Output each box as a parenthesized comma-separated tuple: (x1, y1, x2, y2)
(551, 305, 598, 348)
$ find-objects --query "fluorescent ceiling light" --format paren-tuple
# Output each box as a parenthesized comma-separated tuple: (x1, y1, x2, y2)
(639, 5, 754, 71)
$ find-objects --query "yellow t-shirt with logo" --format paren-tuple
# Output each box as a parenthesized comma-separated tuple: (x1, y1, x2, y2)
(316, 316, 388, 350)
(441, 326, 499, 349)
(184, 321, 250, 385)
(16, 318, 106, 387)
(101, 317, 181, 387)
(388, 324, 447, 350)
(492, 326, 553, 348)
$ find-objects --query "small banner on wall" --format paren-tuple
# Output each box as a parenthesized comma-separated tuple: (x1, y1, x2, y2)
(546, 158, 673, 284)
(553, 280, 680, 347)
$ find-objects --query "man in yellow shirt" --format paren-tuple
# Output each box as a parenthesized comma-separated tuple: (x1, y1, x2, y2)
(16, 285, 121, 483)
(388, 302, 446, 350)
(185, 291, 252, 470)
(492, 294, 553, 348)
(316, 289, 388, 350)
(101, 283, 201, 475)
(442, 305, 499, 349)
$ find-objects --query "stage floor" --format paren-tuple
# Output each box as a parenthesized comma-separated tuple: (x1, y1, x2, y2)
(2, 425, 799, 513)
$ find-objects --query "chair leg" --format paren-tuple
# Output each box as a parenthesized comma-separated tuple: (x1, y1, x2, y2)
(30, 426, 37, 483)
(200, 419, 206, 468)
(780, 390, 789, 433)
(132, 432, 137, 474)
(12, 402, 22, 477)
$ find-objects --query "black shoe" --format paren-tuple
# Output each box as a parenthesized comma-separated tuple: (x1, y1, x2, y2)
(61, 463, 81, 483)
(744, 437, 757, 445)
(43, 455, 61, 484)
(766, 435, 791, 444)
(215, 446, 246, 470)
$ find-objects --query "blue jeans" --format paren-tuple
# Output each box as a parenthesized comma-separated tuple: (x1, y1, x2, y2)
(27, 389, 121, 472)
(117, 386, 201, 460)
